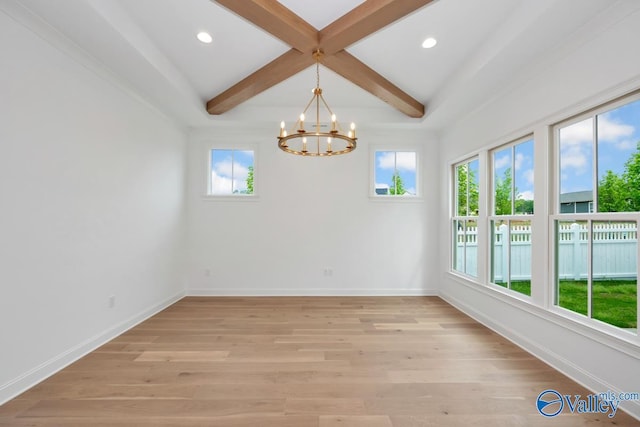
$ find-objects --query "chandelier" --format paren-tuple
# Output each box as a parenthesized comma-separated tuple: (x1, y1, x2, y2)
(277, 50, 356, 156)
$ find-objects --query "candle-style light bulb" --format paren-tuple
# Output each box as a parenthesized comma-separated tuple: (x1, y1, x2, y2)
(299, 113, 305, 131)
(302, 137, 308, 152)
(331, 114, 336, 131)
(280, 121, 285, 137)
(327, 137, 332, 153)
(350, 122, 356, 138)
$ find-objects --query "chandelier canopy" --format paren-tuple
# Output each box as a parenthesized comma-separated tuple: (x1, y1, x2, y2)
(277, 50, 356, 157)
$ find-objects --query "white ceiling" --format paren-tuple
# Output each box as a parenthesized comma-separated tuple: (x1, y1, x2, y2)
(8, 0, 633, 131)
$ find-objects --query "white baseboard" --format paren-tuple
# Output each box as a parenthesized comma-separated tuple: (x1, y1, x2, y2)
(187, 288, 439, 297)
(0, 290, 185, 405)
(439, 290, 640, 421)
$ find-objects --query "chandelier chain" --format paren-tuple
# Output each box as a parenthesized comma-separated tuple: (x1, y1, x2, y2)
(316, 54, 320, 89)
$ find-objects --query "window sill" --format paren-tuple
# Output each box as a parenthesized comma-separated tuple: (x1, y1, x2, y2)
(445, 271, 640, 358)
(369, 195, 423, 203)
(201, 195, 260, 202)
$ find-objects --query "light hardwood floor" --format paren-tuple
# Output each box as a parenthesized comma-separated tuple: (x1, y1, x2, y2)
(1, 297, 637, 426)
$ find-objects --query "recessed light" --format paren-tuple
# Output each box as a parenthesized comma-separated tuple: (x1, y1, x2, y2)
(422, 37, 437, 49)
(197, 32, 213, 44)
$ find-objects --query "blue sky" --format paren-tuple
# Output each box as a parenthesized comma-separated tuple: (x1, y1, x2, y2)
(560, 98, 640, 195)
(374, 151, 417, 195)
(493, 138, 534, 202)
(210, 149, 254, 194)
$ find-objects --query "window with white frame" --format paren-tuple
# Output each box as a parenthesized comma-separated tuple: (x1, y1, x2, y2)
(554, 93, 639, 331)
(452, 158, 479, 277)
(208, 149, 255, 196)
(373, 151, 418, 196)
(489, 137, 534, 296)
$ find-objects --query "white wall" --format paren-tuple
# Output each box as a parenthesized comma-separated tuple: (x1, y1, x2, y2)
(8, 0, 640, 417)
(186, 127, 439, 296)
(438, 6, 640, 419)
(0, 9, 187, 403)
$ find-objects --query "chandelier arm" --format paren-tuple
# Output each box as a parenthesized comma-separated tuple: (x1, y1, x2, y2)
(301, 93, 317, 112)
(316, 90, 321, 133)
(318, 93, 339, 131)
(317, 93, 334, 116)
(294, 93, 319, 132)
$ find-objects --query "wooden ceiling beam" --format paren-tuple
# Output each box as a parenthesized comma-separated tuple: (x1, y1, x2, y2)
(213, 0, 318, 53)
(319, 0, 436, 55)
(206, 49, 315, 115)
(322, 50, 425, 118)
(208, 0, 434, 117)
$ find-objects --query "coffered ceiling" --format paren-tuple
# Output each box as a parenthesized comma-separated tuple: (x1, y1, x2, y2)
(4, 0, 629, 130)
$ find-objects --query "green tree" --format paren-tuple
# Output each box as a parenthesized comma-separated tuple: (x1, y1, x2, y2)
(457, 163, 479, 215)
(622, 142, 640, 211)
(246, 166, 254, 194)
(596, 142, 640, 212)
(494, 168, 513, 215)
(598, 169, 627, 212)
(515, 198, 534, 214)
(494, 168, 533, 214)
(389, 171, 406, 195)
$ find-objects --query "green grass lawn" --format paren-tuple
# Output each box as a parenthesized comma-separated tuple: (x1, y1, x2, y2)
(494, 280, 531, 296)
(494, 279, 637, 329)
(559, 280, 637, 329)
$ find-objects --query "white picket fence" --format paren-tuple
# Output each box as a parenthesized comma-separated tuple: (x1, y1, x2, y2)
(456, 223, 638, 280)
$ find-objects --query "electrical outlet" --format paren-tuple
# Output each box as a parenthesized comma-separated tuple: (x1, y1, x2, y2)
(108, 295, 116, 308)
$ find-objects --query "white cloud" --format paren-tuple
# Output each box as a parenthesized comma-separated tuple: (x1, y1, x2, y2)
(377, 152, 395, 169)
(377, 152, 416, 171)
(494, 154, 510, 169)
(495, 152, 528, 171)
(213, 160, 249, 181)
(559, 118, 593, 146)
(523, 169, 534, 186)
(211, 170, 233, 194)
(518, 190, 534, 201)
(561, 137, 593, 173)
(559, 115, 635, 151)
(560, 149, 589, 173)
(558, 119, 592, 175)
(614, 139, 637, 150)
(598, 114, 635, 146)
(211, 169, 248, 194)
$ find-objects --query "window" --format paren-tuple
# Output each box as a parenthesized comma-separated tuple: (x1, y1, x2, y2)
(373, 151, 417, 196)
(558, 96, 640, 213)
(208, 149, 255, 196)
(452, 158, 479, 277)
(554, 93, 639, 331)
(490, 137, 534, 296)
